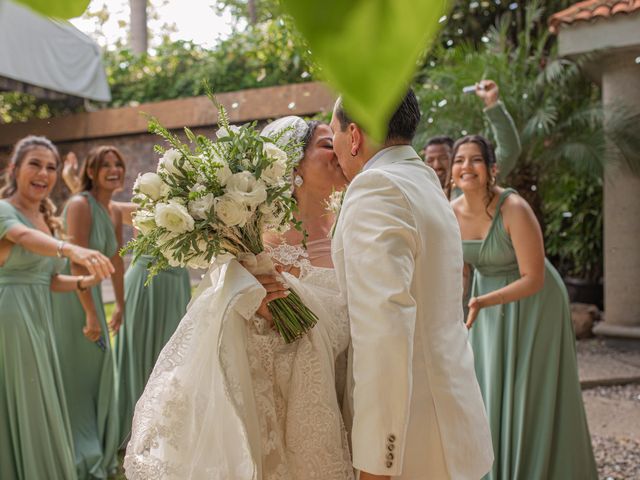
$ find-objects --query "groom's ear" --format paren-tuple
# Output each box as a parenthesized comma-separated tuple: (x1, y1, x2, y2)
(348, 123, 364, 151)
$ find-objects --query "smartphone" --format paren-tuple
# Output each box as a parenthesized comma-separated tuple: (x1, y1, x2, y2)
(462, 84, 485, 94)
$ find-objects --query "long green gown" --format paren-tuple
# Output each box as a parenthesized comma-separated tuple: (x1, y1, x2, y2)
(0, 200, 78, 480)
(51, 192, 119, 479)
(115, 255, 191, 446)
(462, 189, 597, 480)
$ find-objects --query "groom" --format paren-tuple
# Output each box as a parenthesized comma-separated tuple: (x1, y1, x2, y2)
(330, 91, 494, 480)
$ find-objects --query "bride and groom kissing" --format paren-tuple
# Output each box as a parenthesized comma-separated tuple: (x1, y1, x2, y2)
(124, 90, 494, 479)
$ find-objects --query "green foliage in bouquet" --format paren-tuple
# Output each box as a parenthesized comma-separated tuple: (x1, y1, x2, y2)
(124, 93, 317, 343)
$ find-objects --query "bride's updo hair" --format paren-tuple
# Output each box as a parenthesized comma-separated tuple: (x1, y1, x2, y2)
(1, 135, 62, 234)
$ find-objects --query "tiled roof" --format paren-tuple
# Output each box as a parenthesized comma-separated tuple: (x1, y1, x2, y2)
(549, 0, 640, 34)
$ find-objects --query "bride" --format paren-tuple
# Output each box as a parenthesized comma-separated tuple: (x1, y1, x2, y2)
(124, 116, 354, 479)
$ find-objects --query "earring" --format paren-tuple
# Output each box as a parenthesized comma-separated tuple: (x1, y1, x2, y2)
(293, 174, 304, 187)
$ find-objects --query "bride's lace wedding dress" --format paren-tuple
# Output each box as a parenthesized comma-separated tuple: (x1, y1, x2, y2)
(123, 237, 353, 480)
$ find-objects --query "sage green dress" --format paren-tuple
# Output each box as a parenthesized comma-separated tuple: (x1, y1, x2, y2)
(51, 192, 119, 479)
(115, 256, 191, 445)
(0, 200, 77, 480)
(462, 189, 597, 480)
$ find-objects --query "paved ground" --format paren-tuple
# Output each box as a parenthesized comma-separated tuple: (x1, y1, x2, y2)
(579, 338, 640, 479)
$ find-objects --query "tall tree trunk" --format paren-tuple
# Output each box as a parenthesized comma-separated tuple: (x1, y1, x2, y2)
(247, 0, 257, 25)
(130, 0, 148, 55)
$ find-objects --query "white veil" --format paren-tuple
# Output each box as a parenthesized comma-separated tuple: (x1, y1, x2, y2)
(260, 115, 309, 168)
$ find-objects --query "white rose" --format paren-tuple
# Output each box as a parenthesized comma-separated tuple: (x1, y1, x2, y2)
(188, 192, 215, 220)
(263, 142, 288, 163)
(131, 209, 156, 235)
(157, 149, 183, 176)
(225, 171, 267, 208)
(262, 211, 285, 230)
(186, 237, 211, 269)
(261, 144, 288, 185)
(133, 172, 164, 200)
(159, 182, 171, 198)
(214, 194, 250, 227)
(157, 232, 182, 267)
(216, 125, 240, 138)
(155, 200, 195, 234)
(216, 160, 233, 186)
(258, 203, 285, 229)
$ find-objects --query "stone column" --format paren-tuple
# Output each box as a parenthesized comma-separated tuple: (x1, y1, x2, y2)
(595, 49, 640, 338)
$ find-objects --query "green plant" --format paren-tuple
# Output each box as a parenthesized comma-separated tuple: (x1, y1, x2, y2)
(413, 0, 640, 280)
(104, 21, 315, 108)
(542, 170, 603, 282)
(8, 0, 89, 19)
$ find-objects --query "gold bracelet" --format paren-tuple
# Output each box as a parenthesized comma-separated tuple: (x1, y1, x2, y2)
(77, 275, 88, 292)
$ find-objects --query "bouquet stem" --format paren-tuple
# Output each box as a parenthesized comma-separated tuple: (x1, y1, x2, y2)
(268, 291, 318, 343)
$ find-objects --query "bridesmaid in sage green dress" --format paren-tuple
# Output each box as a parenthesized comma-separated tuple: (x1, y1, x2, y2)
(116, 252, 191, 446)
(450, 135, 597, 480)
(0, 136, 113, 480)
(61, 160, 193, 448)
(52, 146, 127, 479)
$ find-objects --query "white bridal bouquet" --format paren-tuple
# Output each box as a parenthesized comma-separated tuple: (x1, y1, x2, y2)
(126, 97, 317, 342)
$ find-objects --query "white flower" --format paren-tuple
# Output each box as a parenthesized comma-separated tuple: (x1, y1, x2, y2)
(155, 200, 195, 234)
(215, 158, 233, 186)
(225, 171, 267, 208)
(259, 202, 286, 229)
(188, 192, 215, 220)
(261, 144, 288, 185)
(216, 125, 240, 138)
(159, 182, 171, 198)
(263, 142, 288, 163)
(157, 232, 182, 267)
(326, 190, 345, 216)
(131, 209, 156, 235)
(157, 149, 183, 176)
(133, 172, 165, 201)
(186, 237, 211, 269)
(214, 194, 250, 227)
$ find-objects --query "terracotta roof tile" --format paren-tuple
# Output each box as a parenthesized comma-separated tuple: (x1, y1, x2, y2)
(549, 0, 640, 34)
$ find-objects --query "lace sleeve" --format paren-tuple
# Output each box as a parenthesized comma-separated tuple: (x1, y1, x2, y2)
(264, 243, 311, 276)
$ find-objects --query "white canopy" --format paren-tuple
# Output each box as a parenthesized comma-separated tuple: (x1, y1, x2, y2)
(0, 0, 111, 102)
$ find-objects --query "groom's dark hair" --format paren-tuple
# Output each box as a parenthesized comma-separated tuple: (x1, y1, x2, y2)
(335, 89, 421, 143)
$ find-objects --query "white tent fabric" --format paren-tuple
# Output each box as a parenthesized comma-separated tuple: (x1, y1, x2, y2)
(0, 0, 111, 102)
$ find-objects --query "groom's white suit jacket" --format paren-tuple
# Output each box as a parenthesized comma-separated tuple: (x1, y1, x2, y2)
(332, 145, 493, 479)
